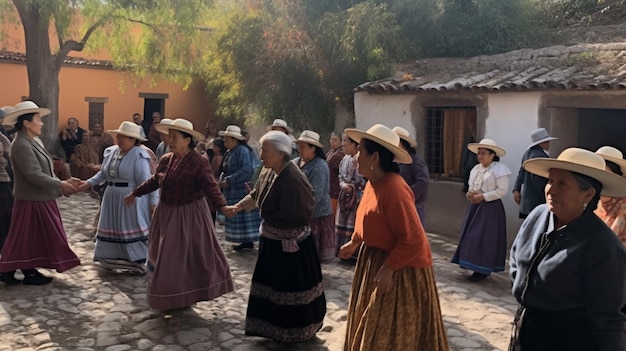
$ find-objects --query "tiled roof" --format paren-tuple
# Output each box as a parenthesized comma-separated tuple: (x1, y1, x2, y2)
(0, 51, 114, 69)
(356, 43, 626, 93)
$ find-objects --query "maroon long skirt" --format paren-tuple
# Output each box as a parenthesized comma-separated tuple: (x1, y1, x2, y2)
(147, 198, 234, 310)
(0, 200, 80, 273)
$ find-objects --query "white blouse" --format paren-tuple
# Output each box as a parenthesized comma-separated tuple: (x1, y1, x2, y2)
(468, 161, 511, 202)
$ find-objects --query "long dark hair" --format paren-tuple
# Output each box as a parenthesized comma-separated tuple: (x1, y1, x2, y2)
(180, 131, 197, 149)
(400, 139, 416, 155)
(314, 145, 325, 159)
(606, 160, 624, 176)
(571, 171, 602, 213)
(362, 138, 399, 173)
(484, 148, 500, 162)
(15, 113, 37, 131)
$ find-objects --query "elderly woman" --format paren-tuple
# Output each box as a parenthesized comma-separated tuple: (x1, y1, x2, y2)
(70, 132, 100, 180)
(393, 127, 429, 225)
(219, 125, 260, 251)
(326, 131, 344, 218)
(509, 148, 626, 351)
(594, 146, 626, 247)
(335, 133, 365, 259)
(226, 131, 325, 342)
(0, 101, 80, 285)
(78, 121, 158, 275)
(452, 138, 511, 281)
(125, 118, 233, 311)
(295, 130, 336, 262)
(339, 124, 448, 351)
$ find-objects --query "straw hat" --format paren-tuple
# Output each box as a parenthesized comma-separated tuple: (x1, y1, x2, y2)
(467, 138, 506, 157)
(523, 147, 626, 197)
(0, 106, 15, 120)
(156, 118, 174, 135)
(392, 126, 417, 147)
(218, 125, 245, 141)
(345, 124, 412, 164)
(595, 146, 626, 175)
(296, 130, 324, 148)
(2, 101, 51, 127)
(155, 118, 205, 142)
(266, 118, 293, 133)
(108, 121, 148, 141)
(528, 128, 558, 149)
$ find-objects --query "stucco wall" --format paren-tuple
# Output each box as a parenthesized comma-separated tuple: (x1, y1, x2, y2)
(0, 63, 213, 134)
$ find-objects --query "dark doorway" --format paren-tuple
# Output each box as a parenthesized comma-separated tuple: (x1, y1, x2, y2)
(578, 108, 626, 152)
(88, 102, 104, 131)
(142, 98, 164, 134)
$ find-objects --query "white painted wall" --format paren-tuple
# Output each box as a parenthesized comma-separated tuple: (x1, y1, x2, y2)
(484, 92, 543, 237)
(354, 92, 417, 138)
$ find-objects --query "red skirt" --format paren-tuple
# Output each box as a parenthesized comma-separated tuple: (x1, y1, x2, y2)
(0, 200, 80, 273)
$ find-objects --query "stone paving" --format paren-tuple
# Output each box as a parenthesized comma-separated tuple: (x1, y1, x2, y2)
(0, 193, 517, 351)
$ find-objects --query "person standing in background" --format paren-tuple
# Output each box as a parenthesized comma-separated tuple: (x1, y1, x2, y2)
(59, 117, 85, 162)
(326, 132, 344, 220)
(146, 112, 162, 152)
(393, 126, 429, 225)
(512, 128, 557, 218)
(155, 118, 174, 160)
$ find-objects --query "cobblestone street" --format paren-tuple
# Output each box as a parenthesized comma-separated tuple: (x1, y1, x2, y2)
(0, 194, 517, 351)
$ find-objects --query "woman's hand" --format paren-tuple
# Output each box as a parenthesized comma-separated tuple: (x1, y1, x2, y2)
(124, 193, 136, 207)
(222, 205, 240, 218)
(338, 240, 361, 259)
(374, 264, 394, 294)
(60, 180, 78, 197)
(77, 181, 91, 193)
(341, 183, 354, 193)
(469, 193, 485, 204)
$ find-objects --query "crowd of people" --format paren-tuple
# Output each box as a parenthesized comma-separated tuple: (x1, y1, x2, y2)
(0, 99, 624, 350)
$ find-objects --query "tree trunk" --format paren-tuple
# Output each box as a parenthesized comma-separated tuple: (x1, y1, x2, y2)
(14, 1, 63, 157)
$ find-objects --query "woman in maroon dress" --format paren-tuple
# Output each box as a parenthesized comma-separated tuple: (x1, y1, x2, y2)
(125, 118, 233, 310)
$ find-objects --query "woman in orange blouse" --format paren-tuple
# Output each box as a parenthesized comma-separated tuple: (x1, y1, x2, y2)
(594, 146, 626, 247)
(339, 124, 449, 351)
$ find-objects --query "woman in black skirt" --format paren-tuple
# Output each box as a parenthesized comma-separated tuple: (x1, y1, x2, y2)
(226, 130, 326, 342)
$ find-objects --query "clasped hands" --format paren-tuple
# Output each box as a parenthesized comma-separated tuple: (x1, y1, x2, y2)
(60, 177, 87, 197)
(466, 191, 485, 204)
(221, 204, 240, 219)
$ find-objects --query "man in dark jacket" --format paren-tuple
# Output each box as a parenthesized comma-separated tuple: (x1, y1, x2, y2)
(512, 128, 557, 218)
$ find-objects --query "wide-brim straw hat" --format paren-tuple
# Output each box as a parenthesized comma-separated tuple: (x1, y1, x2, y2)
(523, 147, 626, 197)
(218, 125, 245, 141)
(392, 126, 417, 147)
(2, 101, 51, 127)
(108, 121, 148, 141)
(0, 106, 16, 120)
(266, 118, 293, 133)
(156, 118, 174, 135)
(155, 118, 205, 142)
(529, 128, 558, 149)
(345, 124, 412, 164)
(468, 138, 506, 157)
(296, 130, 324, 148)
(595, 146, 626, 175)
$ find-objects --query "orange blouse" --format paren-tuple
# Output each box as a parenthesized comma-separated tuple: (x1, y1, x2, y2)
(351, 173, 433, 270)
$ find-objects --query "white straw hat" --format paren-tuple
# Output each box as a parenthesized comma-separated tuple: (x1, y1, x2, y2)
(523, 147, 626, 197)
(595, 146, 626, 175)
(296, 130, 324, 148)
(392, 126, 417, 147)
(0, 106, 15, 120)
(218, 125, 246, 141)
(529, 128, 558, 149)
(155, 118, 205, 142)
(2, 101, 51, 127)
(156, 118, 174, 135)
(108, 121, 148, 141)
(266, 118, 293, 133)
(467, 138, 506, 157)
(345, 124, 412, 164)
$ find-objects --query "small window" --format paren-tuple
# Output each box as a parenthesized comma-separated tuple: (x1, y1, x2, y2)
(426, 106, 476, 178)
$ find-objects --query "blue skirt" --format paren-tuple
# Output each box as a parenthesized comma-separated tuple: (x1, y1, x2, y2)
(223, 186, 261, 243)
(451, 199, 507, 275)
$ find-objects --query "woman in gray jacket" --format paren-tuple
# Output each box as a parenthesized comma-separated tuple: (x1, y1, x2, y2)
(0, 101, 80, 286)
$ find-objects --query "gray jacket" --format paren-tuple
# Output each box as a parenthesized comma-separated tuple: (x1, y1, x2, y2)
(10, 132, 62, 201)
(510, 204, 626, 351)
(513, 145, 549, 216)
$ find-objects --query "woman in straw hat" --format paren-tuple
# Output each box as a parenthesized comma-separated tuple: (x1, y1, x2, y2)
(509, 148, 626, 351)
(339, 124, 448, 351)
(0, 101, 80, 286)
(335, 133, 365, 260)
(0, 106, 15, 252)
(155, 118, 174, 160)
(594, 146, 626, 247)
(225, 130, 325, 342)
(295, 130, 336, 262)
(77, 121, 158, 275)
(125, 118, 234, 310)
(219, 125, 261, 251)
(392, 126, 429, 225)
(452, 138, 511, 282)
